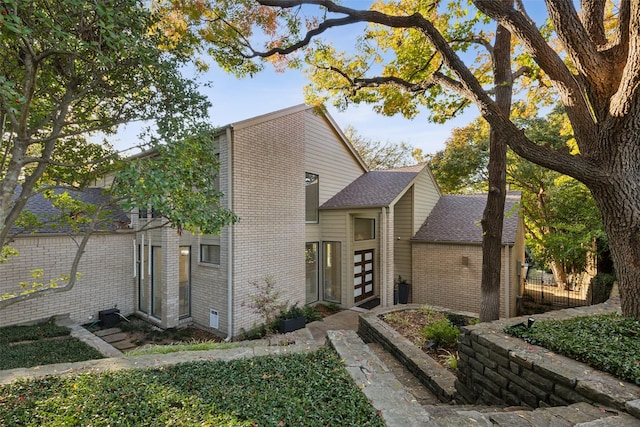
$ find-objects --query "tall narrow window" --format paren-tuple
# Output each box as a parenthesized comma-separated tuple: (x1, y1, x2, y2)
(306, 172, 319, 223)
(179, 246, 191, 319)
(138, 244, 149, 313)
(151, 246, 163, 318)
(323, 242, 341, 303)
(306, 242, 319, 303)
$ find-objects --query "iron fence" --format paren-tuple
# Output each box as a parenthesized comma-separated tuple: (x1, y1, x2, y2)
(522, 272, 590, 308)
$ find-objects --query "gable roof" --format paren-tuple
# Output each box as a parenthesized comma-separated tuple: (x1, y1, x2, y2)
(412, 192, 521, 245)
(10, 187, 129, 235)
(320, 165, 425, 209)
(225, 104, 369, 173)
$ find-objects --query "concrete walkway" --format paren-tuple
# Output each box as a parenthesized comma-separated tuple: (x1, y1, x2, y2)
(2, 309, 639, 426)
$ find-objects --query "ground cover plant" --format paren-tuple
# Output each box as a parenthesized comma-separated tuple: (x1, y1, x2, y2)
(505, 313, 640, 385)
(0, 347, 384, 427)
(0, 322, 104, 370)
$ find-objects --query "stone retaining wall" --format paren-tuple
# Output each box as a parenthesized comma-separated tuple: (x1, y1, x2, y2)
(455, 297, 640, 418)
(359, 304, 476, 403)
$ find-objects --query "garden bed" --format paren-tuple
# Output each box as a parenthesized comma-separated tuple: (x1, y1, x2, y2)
(359, 304, 476, 403)
(0, 321, 104, 370)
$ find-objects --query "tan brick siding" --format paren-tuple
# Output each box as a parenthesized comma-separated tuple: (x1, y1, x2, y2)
(412, 242, 521, 318)
(0, 233, 134, 327)
(231, 110, 306, 335)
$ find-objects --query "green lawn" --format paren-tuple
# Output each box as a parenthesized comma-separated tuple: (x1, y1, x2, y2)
(0, 347, 384, 426)
(0, 322, 104, 370)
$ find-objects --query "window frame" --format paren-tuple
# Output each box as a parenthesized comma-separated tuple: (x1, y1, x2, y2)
(200, 243, 221, 265)
(305, 172, 319, 223)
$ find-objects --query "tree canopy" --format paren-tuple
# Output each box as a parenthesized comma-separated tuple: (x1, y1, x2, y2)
(158, 0, 640, 319)
(0, 0, 236, 307)
(430, 107, 606, 283)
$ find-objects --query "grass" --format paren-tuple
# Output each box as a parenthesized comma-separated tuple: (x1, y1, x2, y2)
(505, 313, 640, 385)
(0, 322, 104, 370)
(0, 347, 385, 427)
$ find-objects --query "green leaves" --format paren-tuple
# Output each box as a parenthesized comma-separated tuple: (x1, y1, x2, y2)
(505, 313, 640, 385)
(112, 125, 238, 235)
(0, 347, 385, 426)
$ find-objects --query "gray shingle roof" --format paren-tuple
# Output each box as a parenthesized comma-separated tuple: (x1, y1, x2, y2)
(10, 186, 129, 235)
(413, 192, 521, 244)
(320, 165, 425, 209)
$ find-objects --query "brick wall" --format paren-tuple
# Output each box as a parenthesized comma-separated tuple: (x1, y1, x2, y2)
(412, 242, 517, 317)
(230, 111, 306, 335)
(0, 233, 133, 327)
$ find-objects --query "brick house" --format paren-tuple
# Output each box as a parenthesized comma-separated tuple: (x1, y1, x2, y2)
(0, 105, 524, 334)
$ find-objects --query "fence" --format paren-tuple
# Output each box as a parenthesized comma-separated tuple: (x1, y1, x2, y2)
(522, 269, 590, 308)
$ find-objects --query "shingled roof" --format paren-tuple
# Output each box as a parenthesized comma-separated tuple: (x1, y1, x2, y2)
(320, 165, 425, 209)
(9, 186, 130, 235)
(413, 192, 521, 244)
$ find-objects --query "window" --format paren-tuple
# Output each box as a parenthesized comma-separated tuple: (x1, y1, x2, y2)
(138, 207, 161, 219)
(323, 241, 341, 303)
(201, 244, 220, 265)
(138, 244, 149, 313)
(306, 172, 319, 223)
(179, 246, 191, 319)
(306, 242, 319, 304)
(354, 218, 375, 241)
(151, 246, 163, 319)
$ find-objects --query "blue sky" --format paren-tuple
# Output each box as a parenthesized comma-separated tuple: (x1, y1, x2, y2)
(111, 2, 549, 157)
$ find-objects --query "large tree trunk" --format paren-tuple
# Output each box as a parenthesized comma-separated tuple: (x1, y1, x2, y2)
(588, 121, 640, 319)
(479, 5, 512, 322)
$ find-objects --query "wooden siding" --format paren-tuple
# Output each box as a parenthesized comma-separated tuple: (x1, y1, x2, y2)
(304, 110, 366, 205)
(393, 188, 413, 283)
(412, 168, 441, 234)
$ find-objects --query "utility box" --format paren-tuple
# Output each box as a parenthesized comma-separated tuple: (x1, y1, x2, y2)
(99, 308, 120, 328)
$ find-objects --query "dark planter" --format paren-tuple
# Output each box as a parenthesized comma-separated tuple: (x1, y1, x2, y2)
(398, 282, 410, 304)
(279, 316, 306, 334)
(393, 289, 398, 305)
(99, 308, 120, 328)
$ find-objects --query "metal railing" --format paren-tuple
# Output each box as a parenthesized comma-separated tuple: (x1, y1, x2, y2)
(522, 272, 590, 308)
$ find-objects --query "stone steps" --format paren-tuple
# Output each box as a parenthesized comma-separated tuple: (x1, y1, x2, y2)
(329, 330, 640, 427)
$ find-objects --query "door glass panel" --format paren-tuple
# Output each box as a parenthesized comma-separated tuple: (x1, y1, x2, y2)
(179, 246, 191, 319)
(152, 246, 163, 319)
(138, 244, 149, 313)
(306, 242, 319, 303)
(354, 254, 362, 263)
(323, 242, 341, 303)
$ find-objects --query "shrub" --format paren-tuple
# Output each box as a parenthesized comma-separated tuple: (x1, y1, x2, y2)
(246, 275, 286, 326)
(419, 318, 459, 348)
(588, 273, 616, 304)
(301, 305, 322, 323)
(279, 303, 305, 320)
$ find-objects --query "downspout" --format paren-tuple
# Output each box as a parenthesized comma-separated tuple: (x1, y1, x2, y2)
(225, 126, 234, 341)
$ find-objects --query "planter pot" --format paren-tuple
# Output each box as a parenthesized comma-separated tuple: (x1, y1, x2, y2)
(398, 283, 410, 304)
(279, 316, 306, 334)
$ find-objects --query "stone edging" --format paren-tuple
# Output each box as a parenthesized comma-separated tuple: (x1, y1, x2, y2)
(358, 304, 474, 403)
(456, 298, 640, 419)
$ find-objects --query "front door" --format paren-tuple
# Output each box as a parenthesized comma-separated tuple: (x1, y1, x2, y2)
(354, 249, 374, 302)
